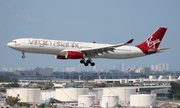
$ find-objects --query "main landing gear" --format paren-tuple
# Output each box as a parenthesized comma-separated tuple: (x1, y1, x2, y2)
(22, 52, 25, 59)
(80, 59, 95, 66)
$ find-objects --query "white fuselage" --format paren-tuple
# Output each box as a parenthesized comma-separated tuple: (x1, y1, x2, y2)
(7, 38, 146, 59)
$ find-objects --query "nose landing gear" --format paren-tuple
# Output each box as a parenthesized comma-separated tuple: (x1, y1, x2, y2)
(22, 52, 25, 59)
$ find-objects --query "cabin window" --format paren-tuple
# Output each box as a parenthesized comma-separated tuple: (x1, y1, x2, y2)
(12, 41, 17, 43)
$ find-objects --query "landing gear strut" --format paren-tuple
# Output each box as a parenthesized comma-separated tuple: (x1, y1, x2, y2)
(80, 58, 95, 66)
(22, 52, 25, 59)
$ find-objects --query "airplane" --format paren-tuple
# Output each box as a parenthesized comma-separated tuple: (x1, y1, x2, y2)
(7, 27, 169, 66)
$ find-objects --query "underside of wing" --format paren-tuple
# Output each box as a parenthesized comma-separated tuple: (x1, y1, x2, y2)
(81, 39, 134, 57)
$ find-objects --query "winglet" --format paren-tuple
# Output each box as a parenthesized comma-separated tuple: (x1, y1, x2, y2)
(125, 39, 134, 44)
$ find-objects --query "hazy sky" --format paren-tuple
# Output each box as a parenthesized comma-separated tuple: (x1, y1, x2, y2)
(1, 1, 180, 71)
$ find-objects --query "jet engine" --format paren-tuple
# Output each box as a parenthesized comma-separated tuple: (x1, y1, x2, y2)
(56, 51, 84, 59)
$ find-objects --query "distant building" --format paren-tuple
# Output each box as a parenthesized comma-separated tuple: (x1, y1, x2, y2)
(158, 75, 167, 79)
(151, 63, 170, 72)
(34, 67, 43, 75)
(162, 63, 166, 71)
(135, 68, 142, 73)
(92, 65, 98, 72)
(121, 63, 125, 72)
(78, 64, 85, 72)
(2, 67, 8, 72)
(165, 63, 170, 71)
(149, 75, 156, 79)
(44, 67, 53, 76)
(151, 65, 155, 71)
(142, 67, 150, 74)
(66, 67, 76, 72)
(34, 67, 53, 76)
(158, 63, 162, 71)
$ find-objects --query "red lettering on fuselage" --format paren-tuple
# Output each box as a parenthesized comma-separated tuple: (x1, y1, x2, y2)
(28, 39, 82, 49)
(28, 39, 52, 47)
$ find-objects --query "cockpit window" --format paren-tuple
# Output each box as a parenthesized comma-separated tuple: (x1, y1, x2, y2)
(12, 41, 17, 43)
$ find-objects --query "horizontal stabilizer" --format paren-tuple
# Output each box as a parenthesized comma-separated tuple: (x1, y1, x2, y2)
(157, 48, 170, 52)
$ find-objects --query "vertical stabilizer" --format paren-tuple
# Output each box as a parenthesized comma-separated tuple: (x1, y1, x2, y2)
(136, 27, 167, 54)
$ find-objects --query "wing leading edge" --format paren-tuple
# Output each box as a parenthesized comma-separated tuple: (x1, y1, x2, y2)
(80, 39, 134, 57)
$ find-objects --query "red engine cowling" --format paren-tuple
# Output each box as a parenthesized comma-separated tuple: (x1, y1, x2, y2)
(56, 51, 84, 59)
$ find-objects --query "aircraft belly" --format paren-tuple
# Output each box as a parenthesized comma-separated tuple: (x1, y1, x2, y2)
(93, 47, 145, 59)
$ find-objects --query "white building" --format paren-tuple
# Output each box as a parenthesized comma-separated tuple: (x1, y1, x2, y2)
(6, 88, 41, 104)
(103, 87, 136, 105)
(130, 94, 156, 107)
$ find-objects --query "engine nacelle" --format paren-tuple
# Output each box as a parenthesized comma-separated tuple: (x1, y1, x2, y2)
(56, 55, 66, 59)
(56, 51, 84, 59)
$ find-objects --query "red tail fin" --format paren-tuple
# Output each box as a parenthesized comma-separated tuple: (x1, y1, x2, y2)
(136, 27, 167, 54)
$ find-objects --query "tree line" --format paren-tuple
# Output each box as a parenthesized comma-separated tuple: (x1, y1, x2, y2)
(167, 81, 180, 99)
(0, 75, 18, 82)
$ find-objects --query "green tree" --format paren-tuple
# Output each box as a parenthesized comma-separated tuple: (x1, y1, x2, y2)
(44, 82, 54, 90)
(114, 82, 121, 87)
(38, 104, 45, 108)
(0, 75, 18, 82)
(0, 88, 6, 92)
(117, 104, 121, 107)
(5, 95, 20, 106)
(17, 102, 30, 107)
(93, 83, 107, 88)
(167, 81, 180, 99)
(11, 77, 18, 82)
(4, 82, 20, 87)
(38, 104, 57, 108)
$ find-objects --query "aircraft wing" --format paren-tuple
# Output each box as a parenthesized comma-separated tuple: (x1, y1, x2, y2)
(80, 39, 134, 56)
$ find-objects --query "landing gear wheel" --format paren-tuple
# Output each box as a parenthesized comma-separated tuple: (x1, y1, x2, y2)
(90, 62, 95, 66)
(86, 59, 91, 63)
(22, 52, 25, 59)
(84, 63, 88, 66)
(22, 55, 25, 59)
(80, 59, 85, 64)
(81, 58, 95, 66)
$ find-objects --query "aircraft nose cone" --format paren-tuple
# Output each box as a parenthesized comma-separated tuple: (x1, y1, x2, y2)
(7, 42, 12, 47)
(7, 43, 10, 46)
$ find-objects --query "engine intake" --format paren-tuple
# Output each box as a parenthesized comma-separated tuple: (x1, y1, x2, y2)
(56, 51, 84, 59)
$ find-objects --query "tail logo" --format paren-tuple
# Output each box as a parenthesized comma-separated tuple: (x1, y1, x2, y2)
(146, 36, 161, 49)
